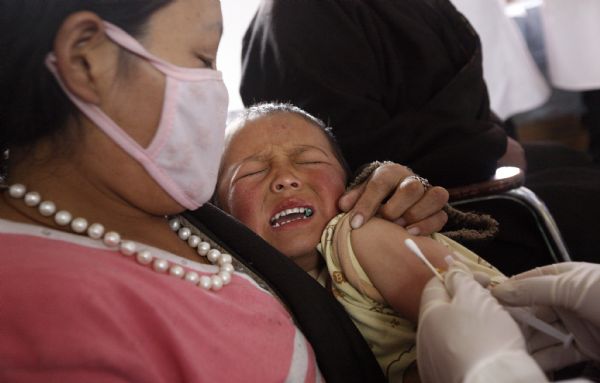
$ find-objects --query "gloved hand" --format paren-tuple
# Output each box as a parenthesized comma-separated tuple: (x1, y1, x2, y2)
(493, 262, 600, 371)
(417, 261, 547, 383)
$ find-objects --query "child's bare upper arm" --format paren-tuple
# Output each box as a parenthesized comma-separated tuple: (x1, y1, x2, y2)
(350, 217, 450, 323)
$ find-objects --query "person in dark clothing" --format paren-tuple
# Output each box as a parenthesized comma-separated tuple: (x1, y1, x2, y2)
(241, 0, 518, 187)
(240, 0, 600, 267)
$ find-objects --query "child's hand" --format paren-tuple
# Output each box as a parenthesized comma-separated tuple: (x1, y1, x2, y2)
(338, 162, 448, 233)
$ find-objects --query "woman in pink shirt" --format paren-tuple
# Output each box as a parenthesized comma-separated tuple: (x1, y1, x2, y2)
(0, 1, 449, 381)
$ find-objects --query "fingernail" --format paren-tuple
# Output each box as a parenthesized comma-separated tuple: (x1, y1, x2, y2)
(407, 226, 420, 236)
(350, 214, 364, 229)
(394, 217, 407, 226)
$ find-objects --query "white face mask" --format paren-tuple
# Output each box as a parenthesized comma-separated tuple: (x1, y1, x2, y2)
(45, 21, 229, 210)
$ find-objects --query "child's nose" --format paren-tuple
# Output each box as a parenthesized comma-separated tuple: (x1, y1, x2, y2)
(272, 174, 302, 192)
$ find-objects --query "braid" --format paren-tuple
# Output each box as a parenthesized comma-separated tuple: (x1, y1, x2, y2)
(441, 205, 499, 243)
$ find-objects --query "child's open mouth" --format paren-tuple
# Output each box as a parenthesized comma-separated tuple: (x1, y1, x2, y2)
(270, 207, 314, 228)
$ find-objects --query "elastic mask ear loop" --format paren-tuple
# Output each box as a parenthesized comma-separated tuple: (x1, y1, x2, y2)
(44, 53, 153, 163)
(102, 22, 162, 65)
(102, 21, 224, 80)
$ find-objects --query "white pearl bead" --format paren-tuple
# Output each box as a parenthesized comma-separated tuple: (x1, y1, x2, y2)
(38, 201, 56, 216)
(54, 210, 72, 226)
(198, 275, 213, 290)
(87, 223, 105, 239)
(207, 249, 221, 263)
(136, 249, 153, 265)
(187, 235, 201, 248)
(197, 242, 211, 256)
(218, 253, 233, 266)
(71, 217, 88, 233)
(198, 275, 212, 290)
(8, 184, 26, 198)
(184, 271, 200, 284)
(169, 218, 181, 231)
(24, 192, 41, 207)
(219, 271, 232, 285)
(103, 231, 121, 247)
(211, 275, 224, 290)
(120, 240, 137, 256)
(178, 227, 191, 241)
(153, 259, 169, 273)
(169, 265, 185, 278)
(11, 187, 229, 293)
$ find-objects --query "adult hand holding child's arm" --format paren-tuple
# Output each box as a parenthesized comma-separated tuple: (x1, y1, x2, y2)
(338, 162, 449, 234)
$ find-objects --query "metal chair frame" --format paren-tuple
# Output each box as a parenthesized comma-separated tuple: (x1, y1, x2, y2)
(451, 186, 572, 263)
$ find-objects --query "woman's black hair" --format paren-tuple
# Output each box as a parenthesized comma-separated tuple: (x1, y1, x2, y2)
(229, 102, 353, 180)
(0, 0, 173, 181)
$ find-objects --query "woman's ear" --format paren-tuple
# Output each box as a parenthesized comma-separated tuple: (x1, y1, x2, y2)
(52, 11, 118, 104)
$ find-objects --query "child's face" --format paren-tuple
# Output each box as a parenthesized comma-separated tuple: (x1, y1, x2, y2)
(217, 112, 347, 271)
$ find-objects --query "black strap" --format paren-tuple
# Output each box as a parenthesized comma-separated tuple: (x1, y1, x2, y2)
(184, 204, 385, 383)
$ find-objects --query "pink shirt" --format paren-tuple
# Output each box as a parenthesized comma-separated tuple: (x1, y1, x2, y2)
(0, 219, 321, 382)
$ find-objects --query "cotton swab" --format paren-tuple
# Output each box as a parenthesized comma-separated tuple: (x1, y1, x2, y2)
(405, 238, 574, 348)
(404, 238, 444, 282)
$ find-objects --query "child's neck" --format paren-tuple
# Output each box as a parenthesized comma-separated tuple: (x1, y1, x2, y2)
(307, 264, 330, 288)
(304, 255, 325, 278)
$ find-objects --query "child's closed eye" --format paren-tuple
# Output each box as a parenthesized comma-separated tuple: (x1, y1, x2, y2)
(236, 168, 267, 181)
(296, 160, 324, 165)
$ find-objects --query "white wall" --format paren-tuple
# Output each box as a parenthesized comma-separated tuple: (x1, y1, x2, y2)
(218, 0, 261, 112)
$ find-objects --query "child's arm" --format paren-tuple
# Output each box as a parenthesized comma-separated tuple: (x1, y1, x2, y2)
(350, 217, 450, 323)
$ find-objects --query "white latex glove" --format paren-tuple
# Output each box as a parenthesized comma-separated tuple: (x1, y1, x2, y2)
(417, 261, 547, 383)
(493, 262, 600, 371)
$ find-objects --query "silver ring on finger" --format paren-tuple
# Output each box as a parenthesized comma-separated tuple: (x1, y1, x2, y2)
(404, 175, 431, 190)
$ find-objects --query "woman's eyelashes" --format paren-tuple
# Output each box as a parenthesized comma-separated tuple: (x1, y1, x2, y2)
(196, 54, 215, 69)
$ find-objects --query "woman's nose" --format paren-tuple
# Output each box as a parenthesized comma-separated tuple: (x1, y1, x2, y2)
(271, 173, 302, 192)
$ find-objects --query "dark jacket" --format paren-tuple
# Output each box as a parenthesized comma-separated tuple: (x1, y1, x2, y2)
(241, 0, 507, 187)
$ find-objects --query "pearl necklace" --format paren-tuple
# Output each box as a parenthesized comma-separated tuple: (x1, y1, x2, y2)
(5, 183, 234, 291)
